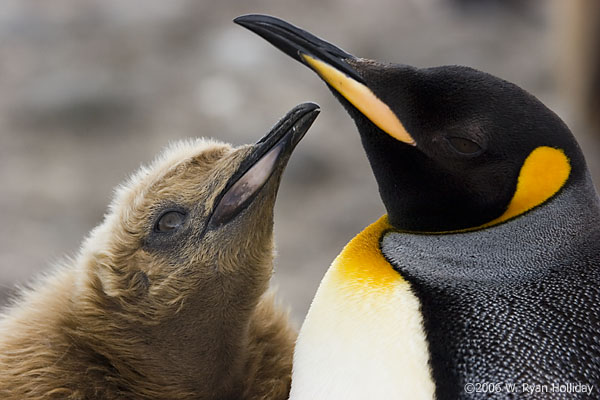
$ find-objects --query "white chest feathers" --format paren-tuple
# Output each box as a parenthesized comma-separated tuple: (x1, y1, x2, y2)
(289, 217, 435, 400)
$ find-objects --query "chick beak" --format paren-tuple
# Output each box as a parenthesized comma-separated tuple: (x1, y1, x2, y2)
(208, 102, 320, 228)
(234, 14, 415, 146)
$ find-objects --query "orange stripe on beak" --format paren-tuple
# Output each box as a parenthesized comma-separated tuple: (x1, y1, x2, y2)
(302, 54, 416, 146)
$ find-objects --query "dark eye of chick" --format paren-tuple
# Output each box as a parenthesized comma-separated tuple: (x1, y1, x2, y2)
(155, 211, 186, 233)
(447, 137, 482, 155)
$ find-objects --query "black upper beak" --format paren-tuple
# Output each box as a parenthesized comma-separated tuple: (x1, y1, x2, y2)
(251, 101, 320, 160)
(235, 14, 416, 147)
(208, 102, 320, 229)
(234, 14, 365, 85)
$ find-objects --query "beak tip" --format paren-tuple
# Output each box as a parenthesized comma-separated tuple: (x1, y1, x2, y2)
(233, 14, 274, 29)
(300, 101, 320, 113)
(232, 14, 250, 26)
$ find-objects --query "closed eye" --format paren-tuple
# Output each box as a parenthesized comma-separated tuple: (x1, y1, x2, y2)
(447, 136, 482, 155)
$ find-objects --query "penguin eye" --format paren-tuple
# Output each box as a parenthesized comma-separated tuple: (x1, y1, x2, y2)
(155, 211, 186, 233)
(447, 137, 482, 155)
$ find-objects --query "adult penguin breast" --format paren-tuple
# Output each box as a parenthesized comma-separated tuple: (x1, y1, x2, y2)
(292, 216, 436, 399)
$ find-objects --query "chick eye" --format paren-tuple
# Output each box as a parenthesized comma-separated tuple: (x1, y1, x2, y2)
(447, 137, 482, 155)
(155, 211, 186, 233)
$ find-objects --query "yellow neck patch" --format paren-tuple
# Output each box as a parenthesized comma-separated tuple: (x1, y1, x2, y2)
(292, 215, 436, 398)
(330, 215, 400, 293)
(301, 54, 416, 146)
(477, 145, 571, 230)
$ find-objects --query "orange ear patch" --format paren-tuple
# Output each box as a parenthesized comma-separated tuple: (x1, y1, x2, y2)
(481, 146, 571, 228)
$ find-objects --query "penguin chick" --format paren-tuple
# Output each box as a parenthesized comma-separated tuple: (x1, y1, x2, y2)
(236, 15, 600, 400)
(0, 103, 320, 400)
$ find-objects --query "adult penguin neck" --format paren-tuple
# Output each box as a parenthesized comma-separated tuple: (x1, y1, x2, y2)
(382, 173, 600, 287)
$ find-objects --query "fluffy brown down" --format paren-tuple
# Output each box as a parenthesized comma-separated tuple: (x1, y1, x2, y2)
(0, 138, 298, 399)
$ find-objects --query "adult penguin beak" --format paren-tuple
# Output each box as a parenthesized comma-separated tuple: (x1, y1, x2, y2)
(234, 14, 415, 146)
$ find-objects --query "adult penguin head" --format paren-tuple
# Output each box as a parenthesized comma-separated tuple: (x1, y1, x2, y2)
(235, 15, 587, 232)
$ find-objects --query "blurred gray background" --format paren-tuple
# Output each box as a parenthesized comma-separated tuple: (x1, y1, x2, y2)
(1, 0, 599, 323)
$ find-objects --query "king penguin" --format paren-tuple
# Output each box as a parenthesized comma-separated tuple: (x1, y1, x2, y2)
(235, 15, 600, 399)
(0, 103, 319, 400)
